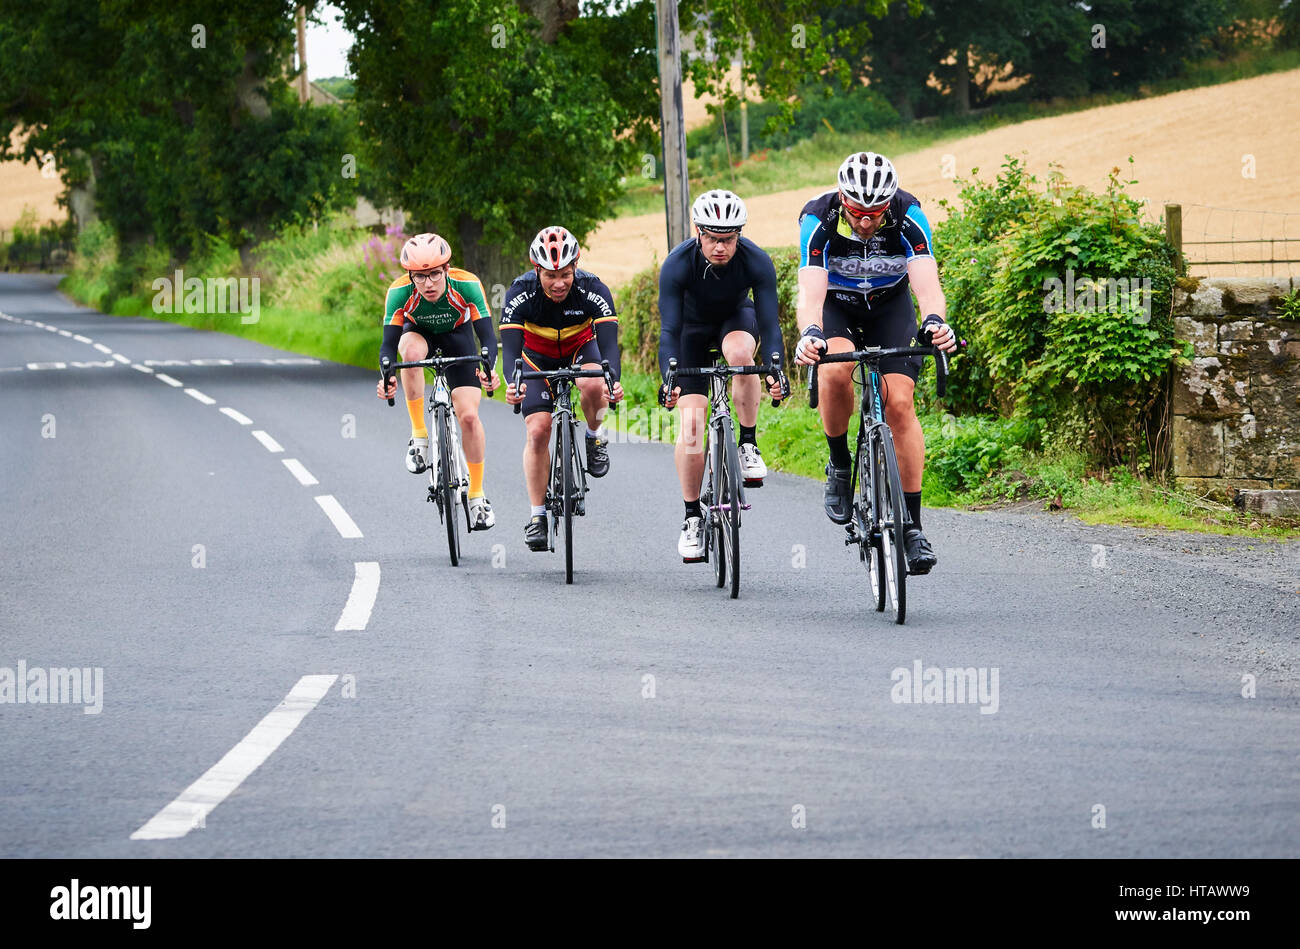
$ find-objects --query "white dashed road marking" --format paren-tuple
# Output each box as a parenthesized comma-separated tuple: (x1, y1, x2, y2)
(155, 374, 184, 387)
(219, 407, 253, 425)
(130, 675, 339, 840)
(73, 335, 92, 343)
(282, 459, 319, 486)
(314, 495, 363, 539)
(184, 388, 216, 405)
(112, 353, 131, 364)
(131, 364, 154, 373)
(335, 562, 381, 631)
(92, 343, 112, 354)
(251, 430, 284, 453)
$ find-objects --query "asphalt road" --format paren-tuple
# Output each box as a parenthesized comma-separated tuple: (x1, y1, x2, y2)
(1, 273, 1296, 857)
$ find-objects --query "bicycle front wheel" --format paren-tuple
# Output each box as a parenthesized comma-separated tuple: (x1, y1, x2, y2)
(434, 404, 460, 567)
(560, 419, 574, 584)
(860, 436, 886, 613)
(719, 420, 741, 599)
(875, 426, 906, 624)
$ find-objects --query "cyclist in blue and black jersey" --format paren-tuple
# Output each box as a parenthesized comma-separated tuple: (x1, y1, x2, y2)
(792, 152, 957, 575)
(657, 189, 787, 561)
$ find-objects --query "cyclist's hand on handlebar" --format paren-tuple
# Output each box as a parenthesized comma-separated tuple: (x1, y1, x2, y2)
(795, 325, 828, 366)
(658, 383, 681, 409)
(609, 380, 624, 405)
(505, 381, 526, 405)
(377, 376, 397, 400)
(765, 373, 786, 402)
(478, 367, 500, 391)
(920, 316, 958, 353)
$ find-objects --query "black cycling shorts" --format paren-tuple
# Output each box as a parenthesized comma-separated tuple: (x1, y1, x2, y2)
(674, 298, 759, 397)
(400, 321, 482, 391)
(822, 290, 923, 381)
(519, 337, 604, 418)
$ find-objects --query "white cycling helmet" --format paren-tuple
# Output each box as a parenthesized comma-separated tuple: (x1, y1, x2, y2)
(529, 225, 581, 271)
(691, 189, 747, 233)
(838, 151, 898, 208)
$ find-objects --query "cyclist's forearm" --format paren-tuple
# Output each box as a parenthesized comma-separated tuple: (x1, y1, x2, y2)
(500, 326, 523, 376)
(595, 319, 621, 380)
(472, 316, 499, 368)
(379, 324, 403, 366)
(796, 268, 828, 331)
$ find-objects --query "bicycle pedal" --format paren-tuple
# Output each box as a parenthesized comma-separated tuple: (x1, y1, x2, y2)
(743, 478, 764, 487)
(681, 556, 707, 564)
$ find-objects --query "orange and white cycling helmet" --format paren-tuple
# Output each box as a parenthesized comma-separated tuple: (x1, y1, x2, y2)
(400, 233, 451, 271)
(529, 226, 581, 271)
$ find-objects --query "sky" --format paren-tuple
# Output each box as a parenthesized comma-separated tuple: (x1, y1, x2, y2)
(306, 3, 354, 80)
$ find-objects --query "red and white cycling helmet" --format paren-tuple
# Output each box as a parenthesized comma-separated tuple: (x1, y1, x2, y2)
(838, 152, 898, 209)
(529, 226, 581, 271)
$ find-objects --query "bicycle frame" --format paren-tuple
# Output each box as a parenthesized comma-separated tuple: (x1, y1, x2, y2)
(427, 371, 470, 530)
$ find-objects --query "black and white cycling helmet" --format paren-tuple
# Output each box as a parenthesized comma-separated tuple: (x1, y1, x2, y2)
(529, 225, 581, 271)
(691, 189, 747, 233)
(838, 152, 898, 208)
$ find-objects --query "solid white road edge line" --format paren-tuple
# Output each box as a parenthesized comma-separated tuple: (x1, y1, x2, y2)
(129, 675, 338, 840)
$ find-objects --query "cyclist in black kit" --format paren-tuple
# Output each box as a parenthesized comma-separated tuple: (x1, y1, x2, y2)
(502, 226, 623, 550)
(792, 152, 957, 575)
(657, 189, 787, 561)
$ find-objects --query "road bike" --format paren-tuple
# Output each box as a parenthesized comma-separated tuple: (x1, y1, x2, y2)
(512, 358, 616, 584)
(382, 347, 494, 566)
(664, 353, 788, 599)
(809, 330, 958, 624)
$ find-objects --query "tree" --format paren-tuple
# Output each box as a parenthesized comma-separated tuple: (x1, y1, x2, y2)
(0, 0, 355, 254)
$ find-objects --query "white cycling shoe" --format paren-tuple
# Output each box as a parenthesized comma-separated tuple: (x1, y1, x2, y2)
(406, 437, 430, 474)
(468, 496, 495, 530)
(739, 443, 767, 484)
(678, 515, 705, 562)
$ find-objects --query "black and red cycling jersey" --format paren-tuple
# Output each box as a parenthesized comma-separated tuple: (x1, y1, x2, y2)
(499, 269, 621, 379)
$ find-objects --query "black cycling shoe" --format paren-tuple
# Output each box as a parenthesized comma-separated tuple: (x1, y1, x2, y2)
(585, 434, 610, 478)
(823, 464, 853, 525)
(524, 514, 549, 551)
(904, 528, 937, 575)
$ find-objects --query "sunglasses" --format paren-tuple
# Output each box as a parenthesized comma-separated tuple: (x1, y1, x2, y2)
(841, 200, 889, 221)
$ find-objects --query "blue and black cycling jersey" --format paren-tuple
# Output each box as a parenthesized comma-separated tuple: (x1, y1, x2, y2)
(656, 235, 783, 382)
(798, 188, 934, 309)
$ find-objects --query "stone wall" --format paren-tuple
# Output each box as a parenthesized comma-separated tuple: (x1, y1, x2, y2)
(1173, 277, 1299, 500)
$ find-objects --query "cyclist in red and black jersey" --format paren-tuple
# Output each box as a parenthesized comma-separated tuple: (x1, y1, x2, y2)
(501, 226, 623, 551)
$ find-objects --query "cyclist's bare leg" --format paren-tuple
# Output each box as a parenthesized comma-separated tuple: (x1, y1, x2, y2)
(882, 373, 922, 492)
(451, 386, 485, 463)
(817, 335, 857, 438)
(721, 331, 759, 428)
(523, 411, 551, 506)
(575, 366, 609, 431)
(674, 394, 708, 502)
(398, 332, 428, 404)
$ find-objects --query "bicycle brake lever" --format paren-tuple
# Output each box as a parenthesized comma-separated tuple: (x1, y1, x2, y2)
(380, 357, 395, 406)
(512, 358, 523, 415)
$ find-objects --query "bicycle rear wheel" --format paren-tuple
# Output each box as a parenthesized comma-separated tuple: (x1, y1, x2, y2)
(560, 419, 574, 584)
(875, 427, 906, 624)
(859, 436, 886, 613)
(719, 420, 742, 599)
(434, 404, 460, 567)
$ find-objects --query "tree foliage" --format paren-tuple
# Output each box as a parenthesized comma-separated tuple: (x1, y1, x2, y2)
(0, 0, 356, 254)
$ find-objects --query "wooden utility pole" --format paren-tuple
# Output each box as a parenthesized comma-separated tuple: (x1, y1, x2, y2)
(655, 0, 691, 250)
(1165, 203, 1184, 274)
(296, 6, 309, 104)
